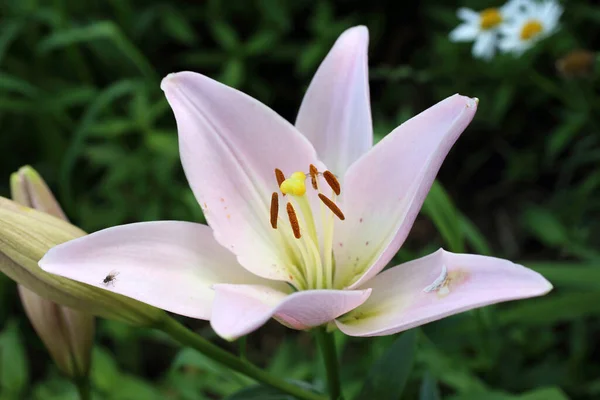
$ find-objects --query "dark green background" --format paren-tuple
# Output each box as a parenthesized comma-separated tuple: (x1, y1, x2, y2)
(0, 0, 598, 399)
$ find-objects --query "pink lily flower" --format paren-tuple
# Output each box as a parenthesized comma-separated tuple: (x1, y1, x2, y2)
(40, 26, 551, 340)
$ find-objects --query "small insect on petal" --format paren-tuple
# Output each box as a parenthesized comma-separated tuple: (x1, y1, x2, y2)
(318, 194, 345, 220)
(323, 171, 341, 195)
(102, 270, 120, 286)
(423, 265, 448, 293)
(270, 192, 279, 229)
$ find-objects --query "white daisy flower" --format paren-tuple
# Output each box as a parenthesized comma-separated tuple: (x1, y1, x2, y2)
(499, 0, 563, 55)
(449, 0, 525, 60)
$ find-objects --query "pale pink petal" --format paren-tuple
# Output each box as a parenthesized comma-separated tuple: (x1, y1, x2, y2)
(40, 222, 280, 319)
(334, 95, 478, 289)
(161, 72, 325, 282)
(211, 284, 371, 340)
(336, 249, 552, 337)
(295, 26, 372, 176)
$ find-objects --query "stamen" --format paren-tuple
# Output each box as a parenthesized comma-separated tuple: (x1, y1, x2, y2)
(275, 169, 286, 195)
(286, 202, 301, 238)
(323, 171, 341, 195)
(309, 164, 319, 190)
(270, 192, 279, 229)
(318, 193, 345, 220)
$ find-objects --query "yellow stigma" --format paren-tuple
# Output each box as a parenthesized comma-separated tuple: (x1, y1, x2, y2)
(280, 172, 306, 196)
(290, 171, 306, 181)
(520, 20, 543, 40)
(479, 8, 502, 30)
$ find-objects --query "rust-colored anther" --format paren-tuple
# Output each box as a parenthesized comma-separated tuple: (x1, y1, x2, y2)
(286, 202, 301, 238)
(274, 169, 286, 195)
(323, 171, 340, 195)
(309, 164, 319, 190)
(270, 192, 279, 229)
(318, 193, 345, 220)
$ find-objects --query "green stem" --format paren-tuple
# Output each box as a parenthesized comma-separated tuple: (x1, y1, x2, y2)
(158, 317, 325, 400)
(239, 336, 248, 362)
(314, 328, 341, 400)
(74, 377, 91, 400)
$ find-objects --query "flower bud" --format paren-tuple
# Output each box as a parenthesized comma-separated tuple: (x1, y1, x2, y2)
(11, 166, 95, 378)
(556, 49, 597, 78)
(0, 177, 166, 327)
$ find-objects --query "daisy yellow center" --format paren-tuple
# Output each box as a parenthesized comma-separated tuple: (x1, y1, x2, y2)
(270, 166, 344, 291)
(520, 20, 543, 40)
(479, 8, 503, 30)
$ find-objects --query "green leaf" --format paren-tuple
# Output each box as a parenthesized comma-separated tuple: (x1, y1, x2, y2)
(37, 21, 156, 79)
(422, 180, 465, 252)
(518, 387, 569, 399)
(419, 372, 441, 400)
(210, 21, 239, 51)
(0, 321, 29, 396)
(0, 72, 40, 97)
(498, 293, 600, 326)
(161, 8, 197, 45)
(525, 262, 600, 289)
(225, 381, 318, 400)
(110, 376, 163, 400)
(418, 339, 487, 393)
(58, 80, 140, 211)
(220, 58, 244, 88)
(225, 386, 296, 400)
(546, 112, 587, 162)
(90, 347, 120, 393)
(521, 206, 569, 247)
(354, 329, 417, 400)
(460, 215, 492, 255)
(245, 30, 278, 56)
(448, 386, 568, 400)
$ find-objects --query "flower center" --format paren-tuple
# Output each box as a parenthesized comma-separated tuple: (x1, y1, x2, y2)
(520, 20, 543, 40)
(479, 8, 503, 30)
(269, 165, 344, 290)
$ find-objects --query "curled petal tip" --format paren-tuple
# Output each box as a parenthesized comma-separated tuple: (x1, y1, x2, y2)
(469, 97, 479, 107)
(160, 73, 179, 92)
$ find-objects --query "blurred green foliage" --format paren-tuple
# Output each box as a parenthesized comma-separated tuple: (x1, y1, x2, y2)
(1, 0, 600, 399)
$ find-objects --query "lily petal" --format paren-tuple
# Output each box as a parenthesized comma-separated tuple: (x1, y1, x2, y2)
(334, 95, 478, 289)
(162, 72, 325, 282)
(336, 249, 552, 337)
(211, 284, 371, 340)
(295, 26, 372, 176)
(40, 221, 275, 319)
